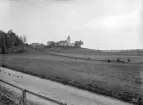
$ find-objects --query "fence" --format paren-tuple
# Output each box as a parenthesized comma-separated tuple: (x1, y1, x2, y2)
(0, 79, 67, 105)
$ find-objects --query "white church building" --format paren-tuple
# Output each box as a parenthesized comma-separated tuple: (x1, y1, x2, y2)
(56, 36, 75, 47)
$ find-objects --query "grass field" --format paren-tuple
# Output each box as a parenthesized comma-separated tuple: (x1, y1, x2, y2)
(0, 84, 39, 105)
(46, 51, 143, 63)
(47, 47, 143, 56)
(0, 50, 143, 104)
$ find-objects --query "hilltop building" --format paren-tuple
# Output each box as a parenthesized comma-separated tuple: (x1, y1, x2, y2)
(56, 36, 75, 47)
(30, 43, 45, 49)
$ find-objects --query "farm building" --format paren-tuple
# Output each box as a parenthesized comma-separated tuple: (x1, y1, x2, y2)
(29, 43, 45, 49)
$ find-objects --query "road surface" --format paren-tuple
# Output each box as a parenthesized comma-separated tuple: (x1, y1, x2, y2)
(0, 67, 133, 105)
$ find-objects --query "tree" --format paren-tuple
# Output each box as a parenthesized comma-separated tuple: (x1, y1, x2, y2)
(5, 30, 21, 48)
(74, 40, 83, 48)
(23, 36, 26, 43)
(15, 35, 23, 45)
(20, 36, 27, 44)
(107, 59, 111, 63)
(0, 29, 26, 54)
(117, 58, 120, 62)
(128, 59, 131, 63)
(0, 34, 6, 54)
(47, 41, 56, 47)
(0, 31, 5, 48)
(0, 30, 6, 54)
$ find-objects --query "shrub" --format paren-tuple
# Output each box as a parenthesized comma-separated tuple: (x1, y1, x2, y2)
(117, 58, 120, 62)
(107, 59, 111, 63)
(128, 59, 131, 63)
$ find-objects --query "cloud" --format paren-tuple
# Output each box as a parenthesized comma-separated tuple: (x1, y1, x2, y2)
(1, 0, 142, 49)
(54, 0, 74, 1)
(0, 1, 11, 31)
(84, 7, 141, 30)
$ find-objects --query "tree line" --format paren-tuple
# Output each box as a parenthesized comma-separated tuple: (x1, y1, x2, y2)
(47, 40, 84, 48)
(0, 30, 26, 54)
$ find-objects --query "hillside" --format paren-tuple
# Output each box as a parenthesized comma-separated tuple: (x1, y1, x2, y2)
(47, 47, 143, 56)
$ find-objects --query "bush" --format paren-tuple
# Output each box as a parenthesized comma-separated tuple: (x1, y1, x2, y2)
(117, 58, 120, 62)
(128, 59, 131, 63)
(107, 59, 111, 63)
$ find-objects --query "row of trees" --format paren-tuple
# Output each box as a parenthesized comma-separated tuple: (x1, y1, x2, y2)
(74, 40, 84, 48)
(0, 30, 26, 54)
(47, 40, 84, 48)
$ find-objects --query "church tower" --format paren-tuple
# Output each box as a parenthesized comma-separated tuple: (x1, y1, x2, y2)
(67, 36, 71, 45)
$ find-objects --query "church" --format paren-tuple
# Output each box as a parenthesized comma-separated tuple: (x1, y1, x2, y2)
(56, 36, 75, 47)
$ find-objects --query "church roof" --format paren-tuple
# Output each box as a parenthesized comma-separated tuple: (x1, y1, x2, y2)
(57, 40, 67, 44)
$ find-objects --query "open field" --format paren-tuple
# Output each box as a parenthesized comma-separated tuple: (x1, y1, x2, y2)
(47, 47, 143, 56)
(0, 52, 143, 104)
(0, 67, 133, 105)
(46, 51, 143, 63)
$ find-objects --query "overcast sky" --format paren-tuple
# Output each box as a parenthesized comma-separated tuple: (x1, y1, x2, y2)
(0, 0, 142, 50)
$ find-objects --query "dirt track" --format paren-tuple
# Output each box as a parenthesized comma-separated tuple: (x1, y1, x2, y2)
(0, 67, 133, 105)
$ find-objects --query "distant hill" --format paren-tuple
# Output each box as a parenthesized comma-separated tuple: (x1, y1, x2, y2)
(47, 47, 143, 56)
(47, 47, 100, 54)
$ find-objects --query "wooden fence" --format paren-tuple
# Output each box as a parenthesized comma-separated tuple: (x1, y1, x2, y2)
(0, 79, 67, 105)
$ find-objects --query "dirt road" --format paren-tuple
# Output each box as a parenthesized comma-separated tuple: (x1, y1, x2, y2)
(0, 67, 133, 105)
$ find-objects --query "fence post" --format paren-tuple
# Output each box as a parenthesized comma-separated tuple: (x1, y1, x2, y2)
(21, 89, 26, 105)
(0, 79, 67, 105)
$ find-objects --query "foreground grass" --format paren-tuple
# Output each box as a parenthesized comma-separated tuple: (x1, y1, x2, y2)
(0, 54, 143, 104)
(0, 85, 19, 105)
(0, 84, 40, 105)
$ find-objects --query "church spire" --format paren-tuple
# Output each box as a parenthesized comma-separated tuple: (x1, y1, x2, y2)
(67, 36, 71, 44)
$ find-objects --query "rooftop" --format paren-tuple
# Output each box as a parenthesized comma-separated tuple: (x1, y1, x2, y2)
(57, 40, 67, 43)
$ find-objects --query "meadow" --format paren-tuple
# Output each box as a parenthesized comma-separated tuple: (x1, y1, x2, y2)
(0, 50, 143, 104)
(46, 51, 143, 63)
(48, 47, 143, 56)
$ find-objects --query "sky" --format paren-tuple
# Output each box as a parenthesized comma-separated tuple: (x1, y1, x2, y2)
(0, 0, 142, 50)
